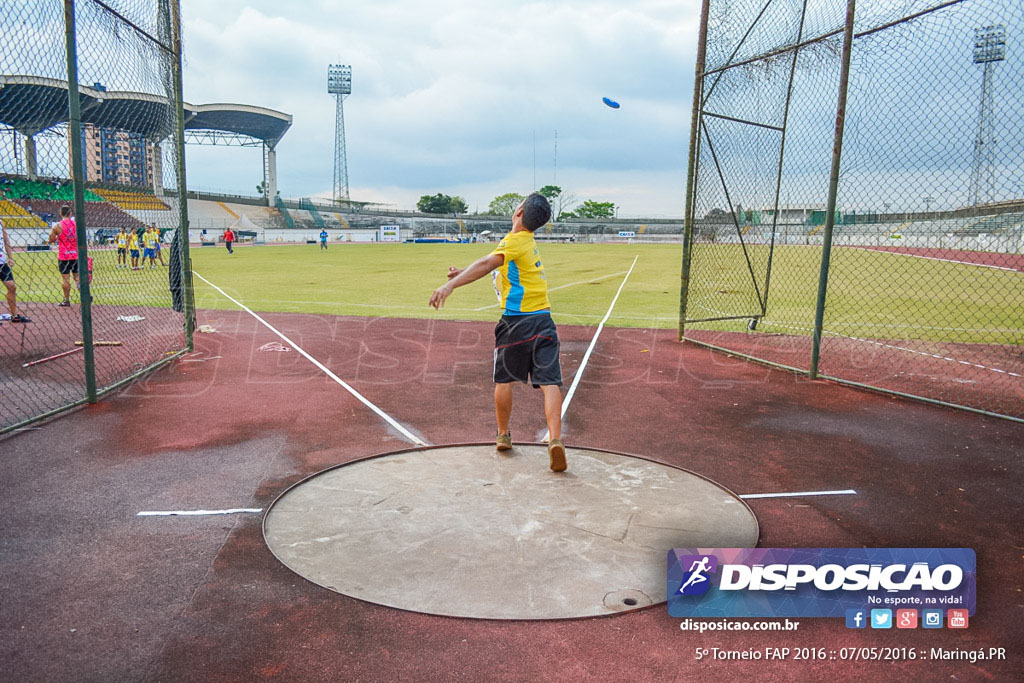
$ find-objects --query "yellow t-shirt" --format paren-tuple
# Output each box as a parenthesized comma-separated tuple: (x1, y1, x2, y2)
(490, 230, 550, 314)
(128, 234, 139, 250)
(143, 231, 157, 248)
(115, 233, 127, 248)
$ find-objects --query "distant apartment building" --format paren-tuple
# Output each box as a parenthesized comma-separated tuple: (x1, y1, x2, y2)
(78, 123, 153, 187)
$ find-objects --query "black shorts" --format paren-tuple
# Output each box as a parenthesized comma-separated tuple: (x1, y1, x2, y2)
(117, 248, 127, 255)
(0, 263, 12, 282)
(493, 313, 562, 387)
(58, 258, 78, 275)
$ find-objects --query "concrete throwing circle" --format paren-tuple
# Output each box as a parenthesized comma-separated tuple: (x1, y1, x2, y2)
(264, 444, 758, 619)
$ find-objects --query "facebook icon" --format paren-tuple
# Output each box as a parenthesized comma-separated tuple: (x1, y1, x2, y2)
(845, 609, 867, 629)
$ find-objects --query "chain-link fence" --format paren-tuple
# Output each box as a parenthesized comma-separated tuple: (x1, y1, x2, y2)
(680, 0, 1023, 421)
(1, 0, 194, 433)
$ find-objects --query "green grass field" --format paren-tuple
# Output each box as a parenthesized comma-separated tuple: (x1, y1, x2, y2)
(8, 242, 1021, 344)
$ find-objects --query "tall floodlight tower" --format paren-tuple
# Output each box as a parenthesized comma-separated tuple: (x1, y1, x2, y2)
(969, 25, 1006, 206)
(328, 64, 352, 203)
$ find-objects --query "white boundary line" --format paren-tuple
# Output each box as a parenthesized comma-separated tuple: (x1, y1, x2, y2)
(137, 508, 262, 516)
(473, 270, 630, 311)
(193, 271, 429, 446)
(544, 256, 639, 441)
(740, 489, 857, 500)
(849, 246, 1023, 273)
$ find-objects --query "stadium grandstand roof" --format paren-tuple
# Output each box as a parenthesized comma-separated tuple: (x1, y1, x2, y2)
(0, 75, 292, 145)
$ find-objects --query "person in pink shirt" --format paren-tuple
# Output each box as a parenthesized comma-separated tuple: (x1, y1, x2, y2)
(48, 205, 80, 307)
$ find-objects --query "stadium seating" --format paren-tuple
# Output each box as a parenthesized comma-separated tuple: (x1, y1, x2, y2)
(0, 176, 103, 202)
(12, 198, 146, 230)
(324, 212, 348, 229)
(92, 188, 170, 211)
(186, 198, 290, 231)
(0, 199, 47, 228)
(955, 212, 1023, 236)
(289, 209, 321, 231)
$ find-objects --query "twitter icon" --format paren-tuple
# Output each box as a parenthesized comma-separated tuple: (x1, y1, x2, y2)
(870, 609, 893, 629)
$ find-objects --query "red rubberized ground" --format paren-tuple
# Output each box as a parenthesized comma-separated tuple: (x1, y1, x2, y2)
(852, 245, 1024, 271)
(685, 330, 1023, 420)
(1, 309, 1021, 680)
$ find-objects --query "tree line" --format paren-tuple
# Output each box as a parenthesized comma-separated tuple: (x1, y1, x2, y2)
(416, 186, 616, 220)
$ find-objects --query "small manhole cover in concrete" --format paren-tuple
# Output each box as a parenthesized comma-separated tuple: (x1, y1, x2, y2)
(264, 444, 758, 619)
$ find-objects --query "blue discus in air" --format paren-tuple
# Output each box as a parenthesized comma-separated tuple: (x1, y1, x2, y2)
(602, 96, 620, 109)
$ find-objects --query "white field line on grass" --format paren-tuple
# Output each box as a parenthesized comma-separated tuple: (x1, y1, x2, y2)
(848, 246, 1023, 273)
(137, 508, 262, 516)
(739, 489, 857, 500)
(472, 270, 630, 311)
(193, 271, 429, 446)
(543, 256, 639, 442)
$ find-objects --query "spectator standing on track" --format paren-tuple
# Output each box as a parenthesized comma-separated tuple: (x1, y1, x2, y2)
(320, 228, 329, 251)
(428, 193, 567, 472)
(115, 227, 128, 269)
(223, 227, 235, 254)
(48, 205, 80, 307)
(0, 218, 31, 323)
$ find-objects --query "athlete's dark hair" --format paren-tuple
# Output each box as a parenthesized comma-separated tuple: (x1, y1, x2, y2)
(520, 192, 551, 231)
(60, 205, 71, 217)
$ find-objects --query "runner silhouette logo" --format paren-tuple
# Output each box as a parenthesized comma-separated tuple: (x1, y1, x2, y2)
(677, 555, 718, 596)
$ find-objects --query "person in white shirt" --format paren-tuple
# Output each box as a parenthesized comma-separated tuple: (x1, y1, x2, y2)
(0, 219, 31, 322)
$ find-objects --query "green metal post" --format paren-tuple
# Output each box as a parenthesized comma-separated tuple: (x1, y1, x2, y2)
(809, 0, 856, 378)
(63, 0, 97, 402)
(679, 0, 710, 340)
(169, 0, 195, 349)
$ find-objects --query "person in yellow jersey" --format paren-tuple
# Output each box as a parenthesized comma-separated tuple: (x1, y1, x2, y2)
(127, 228, 141, 270)
(114, 227, 128, 269)
(150, 223, 166, 266)
(142, 225, 159, 269)
(429, 193, 566, 472)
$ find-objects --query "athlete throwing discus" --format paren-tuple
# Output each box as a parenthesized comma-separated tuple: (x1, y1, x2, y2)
(429, 193, 567, 472)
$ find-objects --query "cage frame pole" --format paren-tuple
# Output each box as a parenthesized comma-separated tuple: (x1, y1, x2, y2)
(761, 0, 809, 321)
(63, 0, 97, 402)
(169, 0, 195, 348)
(809, 0, 857, 379)
(679, 0, 711, 340)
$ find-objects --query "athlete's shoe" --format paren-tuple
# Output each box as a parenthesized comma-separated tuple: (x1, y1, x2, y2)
(548, 438, 567, 472)
(10, 314, 31, 323)
(496, 433, 512, 451)
(58, 300, 70, 307)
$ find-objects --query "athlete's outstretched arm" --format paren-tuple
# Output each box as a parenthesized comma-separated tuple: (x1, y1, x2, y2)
(429, 253, 504, 309)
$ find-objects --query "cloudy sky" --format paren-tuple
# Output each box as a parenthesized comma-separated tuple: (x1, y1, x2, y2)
(179, 0, 701, 216)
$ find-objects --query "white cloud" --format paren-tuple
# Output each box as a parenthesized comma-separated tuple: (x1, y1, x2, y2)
(179, 0, 701, 215)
